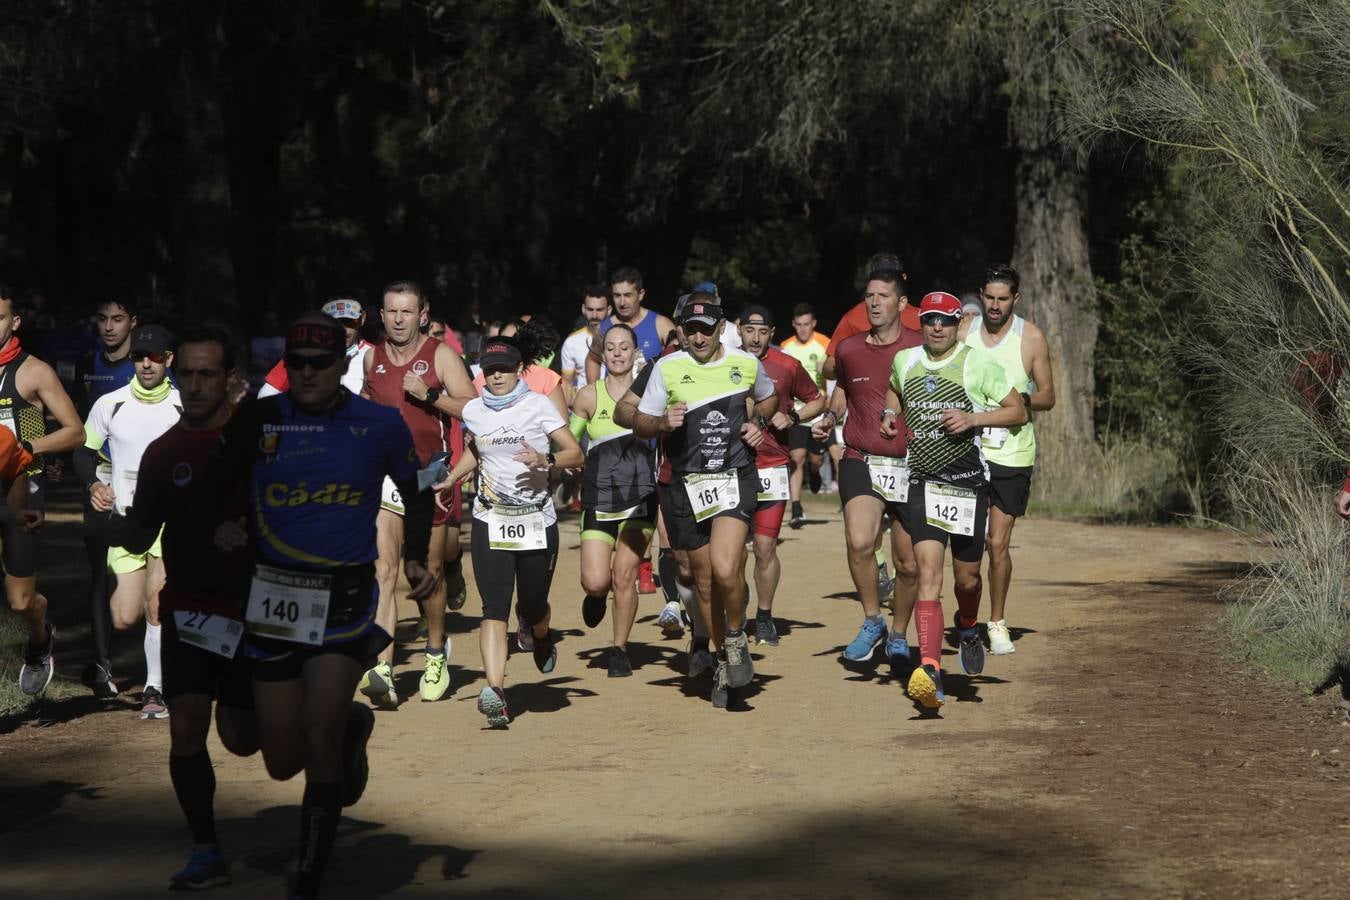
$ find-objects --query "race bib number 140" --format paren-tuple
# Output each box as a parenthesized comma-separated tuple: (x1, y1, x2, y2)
(245, 565, 331, 645)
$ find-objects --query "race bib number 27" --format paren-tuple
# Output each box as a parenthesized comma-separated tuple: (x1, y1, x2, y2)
(173, 611, 243, 659)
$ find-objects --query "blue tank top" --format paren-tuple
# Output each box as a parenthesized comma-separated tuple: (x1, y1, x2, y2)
(221, 391, 420, 571)
(600, 310, 664, 371)
(84, 353, 136, 409)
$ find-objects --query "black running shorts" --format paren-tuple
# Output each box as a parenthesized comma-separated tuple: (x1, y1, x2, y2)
(900, 478, 989, 563)
(0, 503, 38, 578)
(987, 461, 1033, 518)
(837, 455, 908, 524)
(657, 467, 758, 552)
(161, 612, 256, 708)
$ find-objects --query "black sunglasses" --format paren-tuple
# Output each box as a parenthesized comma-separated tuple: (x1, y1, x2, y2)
(285, 351, 340, 372)
(920, 314, 961, 328)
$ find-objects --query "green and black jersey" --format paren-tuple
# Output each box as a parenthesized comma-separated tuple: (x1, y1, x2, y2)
(578, 380, 656, 513)
(890, 344, 1013, 491)
(636, 348, 775, 476)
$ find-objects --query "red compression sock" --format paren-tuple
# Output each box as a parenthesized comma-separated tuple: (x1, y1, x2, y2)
(954, 575, 983, 629)
(915, 599, 944, 668)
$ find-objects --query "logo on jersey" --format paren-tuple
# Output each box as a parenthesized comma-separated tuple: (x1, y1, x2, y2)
(680, 374, 695, 384)
(264, 482, 365, 507)
(597, 410, 610, 420)
(374, 364, 387, 374)
(259, 432, 280, 455)
(412, 360, 430, 376)
(924, 375, 938, 394)
(729, 367, 742, 385)
(349, 426, 368, 437)
(704, 409, 727, 426)
(172, 462, 192, 487)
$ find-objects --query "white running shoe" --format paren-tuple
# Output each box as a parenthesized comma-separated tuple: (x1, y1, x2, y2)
(987, 619, 1015, 655)
(657, 600, 684, 635)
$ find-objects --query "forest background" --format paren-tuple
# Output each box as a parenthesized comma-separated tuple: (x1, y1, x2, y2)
(0, 0, 1345, 685)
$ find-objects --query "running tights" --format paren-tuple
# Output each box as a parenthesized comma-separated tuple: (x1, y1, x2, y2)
(296, 780, 342, 898)
(169, 749, 217, 845)
(470, 520, 559, 623)
(84, 534, 112, 662)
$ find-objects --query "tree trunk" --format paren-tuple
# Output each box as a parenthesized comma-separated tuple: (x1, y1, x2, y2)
(1005, 3, 1098, 485)
(150, 0, 237, 325)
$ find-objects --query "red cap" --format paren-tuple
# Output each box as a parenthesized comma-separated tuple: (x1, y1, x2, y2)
(919, 292, 962, 318)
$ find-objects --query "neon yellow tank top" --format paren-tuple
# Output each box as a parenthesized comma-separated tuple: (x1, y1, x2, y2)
(964, 315, 1036, 467)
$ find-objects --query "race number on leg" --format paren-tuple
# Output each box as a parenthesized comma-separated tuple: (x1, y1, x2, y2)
(924, 482, 977, 537)
(756, 466, 789, 502)
(866, 455, 909, 504)
(683, 472, 740, 523)
(245, 565, 332, 645)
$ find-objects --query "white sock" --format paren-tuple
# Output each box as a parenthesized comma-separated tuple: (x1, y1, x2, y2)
(144, 622, 163, 690)
(679, 579, 710, 639)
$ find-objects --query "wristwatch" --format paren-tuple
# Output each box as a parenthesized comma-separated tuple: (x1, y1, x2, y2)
(425, 387, 443, 404)
(19, 439, 33, 455)
(546, 452, 557, 468)
(881, 407, 898, 421)
(787, 410, 801, 427)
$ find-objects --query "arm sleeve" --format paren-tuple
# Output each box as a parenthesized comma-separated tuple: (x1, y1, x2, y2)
(636, 361, 669, 416)
(568, 413, 587, 442)
(751, 361, 775, 401)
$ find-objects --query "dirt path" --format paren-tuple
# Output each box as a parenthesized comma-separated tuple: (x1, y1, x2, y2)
(2, 498, 1347, 898)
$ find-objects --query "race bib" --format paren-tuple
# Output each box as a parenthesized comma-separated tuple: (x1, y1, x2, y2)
(245, 565, 331, 645)
(982, 427, 1009, 449)
(173, 610, 243, 659)
(96, 461, 113, 486)
(595, 503, 641, 523)
(488, 504, 549, 551)
(380, 476, 404, 515)
(683, 471, 740, 523)
(866, 455, 909, 504)
(756, 466, 789, 502)
(924, 482, 977, 537)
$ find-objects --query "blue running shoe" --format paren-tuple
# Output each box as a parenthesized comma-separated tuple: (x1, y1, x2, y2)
(170, 844, 230, 891)
(957, 621, 985, 676)
(843, 617, 887, 662)
(908, 664, 945, 709)
(886, 633, 910, 666)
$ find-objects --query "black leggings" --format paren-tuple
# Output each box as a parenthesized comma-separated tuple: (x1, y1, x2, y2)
(470, 519, 559, 625)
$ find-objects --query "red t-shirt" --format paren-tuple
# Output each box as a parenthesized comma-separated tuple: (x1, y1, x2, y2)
(755, 346, 821, 468)
(834, 329, 923, 460)
(365, 338, 450, 467)
(132, 424, 247, 616)
(826, 300, 922, 359)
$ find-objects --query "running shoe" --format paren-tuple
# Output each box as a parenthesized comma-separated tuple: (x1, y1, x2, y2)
(169, 844, 230, 891)
(18, 622, 54, 696)
(908, 664, 945, 710)
(876, 563, 894, 605)
(886, 633, 911, 667)
(955, 613, 986, 676)
(419, 650, 451, 701)
(723, 630, 754, 688)
(789, 501, 805, 530)
(711, 661, 729, 709)
(754, 611, 779, 646)
(359, 661, 398, 707)
(446, 567, 468, 611)
(515, 621, 534, 652)
(608, 645, 633, 678)
(140, 686, 169, 720)
(341, 702, 376, 807)
(477, 685, 509, 728)
(842, 616, 887, 662)
(81, 659, 119, 698)
(583, 594, 607, 628)
(688, 644, 717, 678)
(532, 628, 557, 674)
(987, 619, 1015, 655)
(637, 560, 658, 594)
(656, 600, 684, 635)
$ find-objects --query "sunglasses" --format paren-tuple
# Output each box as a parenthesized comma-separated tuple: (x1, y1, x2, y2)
(284, 351, 340, 372)
(130, 351, 167, 364)
(920, 314, 961, 328)
(682, 321, 718, 336)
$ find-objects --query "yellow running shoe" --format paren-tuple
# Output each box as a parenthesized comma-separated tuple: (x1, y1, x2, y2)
(359, 661, 398, 707)
(907, 664, 945, 710)
(419, 651, 450, 701)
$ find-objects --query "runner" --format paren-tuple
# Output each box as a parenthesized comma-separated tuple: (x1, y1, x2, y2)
(258, 298, 372, 398)
(632, 298, 777, 706)
(559, 285, 611, 404)
(584, 266, 677, 383)
(432, 335, 584, 727)
(211, 312, 436, 899)
(569, 323, 656, 676)
(962, 264, 1055, 654)
(882, 291, 1027, 709)
(360, 280, 475, 706)
(106, 326, 260, 890)
(738, 305, 825, 645)
(76, 324, 182, 718)
(74, 297, 138, 697)
(815, 266, 923, 671)
(778, 302, 832, 528)
(1, 429, 45, 692)
(0, 287, 84, 695)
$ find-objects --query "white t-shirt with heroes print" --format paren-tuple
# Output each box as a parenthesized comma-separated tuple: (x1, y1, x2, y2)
(460, 391, 567, 525)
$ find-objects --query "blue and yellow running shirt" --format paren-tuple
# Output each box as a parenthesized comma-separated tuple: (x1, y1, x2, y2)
(635, 347, 775, 476)
(215, 390, 420, 571)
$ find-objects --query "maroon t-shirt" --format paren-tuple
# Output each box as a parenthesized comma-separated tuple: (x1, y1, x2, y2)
(755, 345, 821, 468)
(133, 424, 247, 617)
(834, 328, 923, 460)
(365, 337, 448, 466)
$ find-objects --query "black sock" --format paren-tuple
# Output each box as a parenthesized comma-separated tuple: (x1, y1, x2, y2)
(296, 780, 343, 898)
(658, 549, 679, 605)
(756, 608, 772, 621)
(444, 556, 462, 584)
(169, 750, 217, 845)
(792, 501, 803, 517)
(692, 636, 709, 654)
